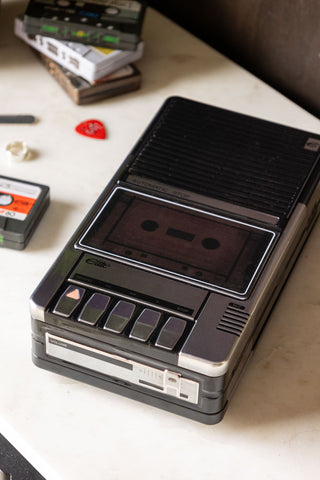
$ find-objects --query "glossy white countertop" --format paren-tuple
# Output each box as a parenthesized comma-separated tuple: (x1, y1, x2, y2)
(1, 1, 320, 479)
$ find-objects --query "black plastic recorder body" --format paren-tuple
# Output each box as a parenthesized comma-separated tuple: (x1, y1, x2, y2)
(30, 97, 320, 423)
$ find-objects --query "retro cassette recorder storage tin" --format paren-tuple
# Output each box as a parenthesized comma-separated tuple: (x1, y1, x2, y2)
(30, 97, 320, 423)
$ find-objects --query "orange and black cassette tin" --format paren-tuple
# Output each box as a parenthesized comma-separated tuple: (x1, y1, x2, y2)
(0, 176, 50, 249)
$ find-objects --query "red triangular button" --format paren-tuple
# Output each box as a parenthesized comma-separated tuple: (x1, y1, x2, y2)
(75, 119, 107, 139)
(66, 288, 81, 300)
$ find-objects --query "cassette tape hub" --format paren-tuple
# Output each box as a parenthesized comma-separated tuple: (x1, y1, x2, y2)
(30, 97, 320, 423)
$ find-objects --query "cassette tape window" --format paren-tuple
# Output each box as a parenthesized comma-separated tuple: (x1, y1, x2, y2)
(79, 188, 275, 295)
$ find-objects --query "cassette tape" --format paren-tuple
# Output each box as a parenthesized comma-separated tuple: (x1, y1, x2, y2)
(15, 15, 143, 82)
(22, 0, 147, 51)
(30, 97, 320, 423)
(39, 54, 142, 104)
(0, 176, 50, 249)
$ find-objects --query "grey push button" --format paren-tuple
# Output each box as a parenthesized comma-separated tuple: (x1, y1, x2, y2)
(53, 285, 86, 317)
(155, 317, 187, 350)
(103, 300, 135, 333)
(78, 293, 111, 325)
(129, 309, 161, 342)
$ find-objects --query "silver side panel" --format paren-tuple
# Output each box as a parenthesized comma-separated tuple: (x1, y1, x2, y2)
(45, 333, 199, 404)
(29, 298, 45, 322)
(178, 203, 309, 376)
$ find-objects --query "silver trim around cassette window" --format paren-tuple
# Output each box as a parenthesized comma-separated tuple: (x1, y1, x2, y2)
(76, 186, 277, 299)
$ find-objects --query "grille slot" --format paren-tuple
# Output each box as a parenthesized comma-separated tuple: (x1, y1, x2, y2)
(128, 97, 318, 222)
(217, 304, 250, 336)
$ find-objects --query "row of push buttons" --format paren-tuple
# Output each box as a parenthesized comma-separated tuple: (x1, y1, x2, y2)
(52, 285, 189, 351)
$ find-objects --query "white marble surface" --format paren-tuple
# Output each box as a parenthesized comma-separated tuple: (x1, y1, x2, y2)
(1, 1, 320, 479)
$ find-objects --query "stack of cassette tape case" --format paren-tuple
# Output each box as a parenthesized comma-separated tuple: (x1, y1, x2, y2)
(15, 0, 146, 104)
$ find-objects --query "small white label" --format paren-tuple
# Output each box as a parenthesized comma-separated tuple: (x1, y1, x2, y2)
(0, 177, 40, 221)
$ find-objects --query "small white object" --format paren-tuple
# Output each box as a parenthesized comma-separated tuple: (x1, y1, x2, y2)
(5, 141, 29, 162)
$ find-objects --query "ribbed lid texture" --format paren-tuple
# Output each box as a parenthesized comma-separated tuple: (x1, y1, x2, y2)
(129, 97, 319, 221)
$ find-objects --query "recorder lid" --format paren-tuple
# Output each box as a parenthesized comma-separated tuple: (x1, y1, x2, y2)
(128, 97, 320, 226)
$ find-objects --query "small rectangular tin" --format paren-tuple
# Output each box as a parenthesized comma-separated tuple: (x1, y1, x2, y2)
(0, 176, 50, 249)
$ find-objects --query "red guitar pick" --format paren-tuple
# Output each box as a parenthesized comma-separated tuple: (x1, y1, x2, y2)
(75, 119, 107, 139)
